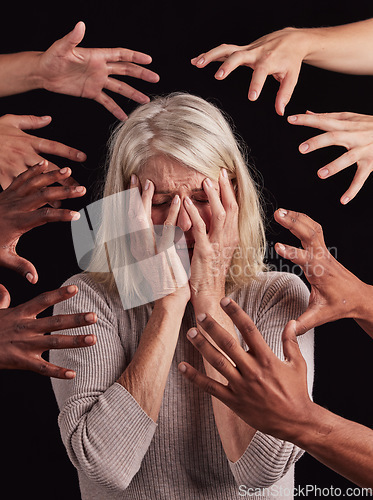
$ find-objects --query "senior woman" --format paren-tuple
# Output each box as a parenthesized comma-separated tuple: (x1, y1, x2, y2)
(50, 93, 314, 499)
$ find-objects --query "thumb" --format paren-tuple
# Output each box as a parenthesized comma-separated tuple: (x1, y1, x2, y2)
(60, 21, 86, 51)
(1, 253, 38, 284)
(0, 284, 11, 309)
(282, 320, 302, 362)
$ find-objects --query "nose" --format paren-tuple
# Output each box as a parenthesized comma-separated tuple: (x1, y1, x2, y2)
(176, 201, 192, 232)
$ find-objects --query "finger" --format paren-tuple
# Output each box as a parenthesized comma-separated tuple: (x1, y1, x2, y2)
(219, 298, 270, 356)
(39, 160, 79, 188)
(274, 242, 308, 267)
(23, 184, 86, 212)
(30, 311, 97, 335)
(183, 197, 208, 247)
(202, 177, 225, 236)
(214, 49, 249, 80)
(178, 362, 232, 401)
(317, 148, 363, 180)
(287, 113, 351, 132)
(0, 253, 38, 284)
(282, 320, 303, 361)
(94, 91, 127, 121)
(294, 307, 322, 336)
(20, 285, 79, 316)
(25, 357, 78, 380)
(60, 21, 86, 51)
(105, 77, 150, 104)
(340, 167, 372, 205)
(194, 313, 249, 368)
(191, 44, 238, 68)
(299, 131, 350, 156)
(248, 66, 269, 101)
(275, 70, 299, 116)
(35, 137, 86, 162)
(14, 114, 52, 131)
(158, 195, 181, 252)
(0, 284, 11, 309)
(6, 161, 47, 191)
(218, 168, 238, 224)
(108, 61, 160, 83)
(104, 47, 153, 66)
(274, 209, 325, 249)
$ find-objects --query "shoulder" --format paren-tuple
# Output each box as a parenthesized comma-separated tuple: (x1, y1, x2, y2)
(232, 271, 310, 323)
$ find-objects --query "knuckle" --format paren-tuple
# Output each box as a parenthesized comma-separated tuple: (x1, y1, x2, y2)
(214, 355, 228, 371)
(221, 335, 237, 352)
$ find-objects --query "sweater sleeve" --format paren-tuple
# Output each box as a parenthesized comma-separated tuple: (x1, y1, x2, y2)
(228, 272, 314, 488)
(49, 275, 157, 492)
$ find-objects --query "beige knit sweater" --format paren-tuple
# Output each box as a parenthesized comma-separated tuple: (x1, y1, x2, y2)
(50, 271, 314, 499)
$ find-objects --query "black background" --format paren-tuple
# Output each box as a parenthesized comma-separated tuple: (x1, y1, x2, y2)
(0, 1, 372, 497)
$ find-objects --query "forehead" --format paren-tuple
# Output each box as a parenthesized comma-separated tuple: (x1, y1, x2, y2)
(140, 155, 205, 190)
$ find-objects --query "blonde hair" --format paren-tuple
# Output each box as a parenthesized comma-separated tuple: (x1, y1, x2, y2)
(88, 93, 267, 297)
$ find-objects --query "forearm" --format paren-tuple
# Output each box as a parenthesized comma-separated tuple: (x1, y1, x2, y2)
(298, 18, 373, 75)
(289, 403, 373, 488)
(354, 283, 373, 338)
(193, 296, 256, 462)
(0, 52, 44, 96)
(117, 298, 186, 422)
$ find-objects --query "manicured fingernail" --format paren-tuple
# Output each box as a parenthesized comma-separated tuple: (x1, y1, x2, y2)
(75, 186, 85, 193)
(278, 208, 288, 217)
(299, 143, 309, 153)
(341, 196, 350, 205)
(215, 69, 224, 79)
(173, 194, 180, 204)
(278, 103, 285, 116)
(26, 273, 34, 283)
(179, 363, 187, 373)
(204, 178, 213, 188)
(188, 328, 198, 339)
(221, 168, 228, 178)
(197, 313, 206, 322)
(197, 57, 205, 66)
(67, 285, 77, 294)
(71, 212, 81, 221)
(288, 115, 297, 123)
(144, 179, 150, 190)
(248, 90, 257, 101)
(185, 196, 192, 205)
(220, 297, 231, 307)
(65, 370, 76, 379)
(60, 167, 68, 174)
(318, 168, 329, 178)
(84, 335, 96, 345)
(41, 116, 50, 121)
(277, 243, 286, 251)
(84, 313, 96, 323)
(77, 152, 86, 160)
(131, 174, 137, 185)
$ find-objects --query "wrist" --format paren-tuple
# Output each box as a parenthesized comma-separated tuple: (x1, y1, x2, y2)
(23, 51, 45, 90)
(282, 402, 333, 447)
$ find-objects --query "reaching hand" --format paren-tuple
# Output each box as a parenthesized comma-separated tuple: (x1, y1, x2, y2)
(191, 27, 307, 116)
(38, 21, 160, 120)
(0, 163, 86, 283)
(0, 113, 86, 189)
(274, 209, 373, 335)
(0, 284, 97, 379)
(288, 111, 373, 204)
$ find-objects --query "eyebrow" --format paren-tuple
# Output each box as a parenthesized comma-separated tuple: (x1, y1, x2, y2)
(154, 188, 205, 195)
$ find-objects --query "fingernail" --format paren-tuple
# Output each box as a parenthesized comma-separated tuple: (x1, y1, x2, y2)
(144, 179, 150, 190)
(277, 243, 286, 251)
(77, 152, 86, 161)
(131, 174, 137, 185)
(278, 208, 288, 217)
(185, 196, 192, 205)
(74, 186, 85, 193)
(179, 363, 187, 373)
(288, 115, 297, 123)
(299, 143, 309, 153)
(197, 313, 206, 322)
(60, 167, 69, 174)
(318, 168, 329, 178)
(248, 90, 257, 101)
(197, 57, 205, 66)
(188, 328, 198, 339)
(220, 297, 231, 307)
(65, 370, 76, 379)
(341, 196, 350, 205)
(278, 103, 285, 116)
(173, 194, 180, 204)
(84, 335, 96, 345)
(67, 285, 77, 294)
(26, 272, 34, 283)
(215, 69, 224, 79)
(84, 313, 96, 323)
(204, 178, 213, 188)
(41, 116, 50, 121)
(71, 212, 81, 221)
(221, 168, 228, 178)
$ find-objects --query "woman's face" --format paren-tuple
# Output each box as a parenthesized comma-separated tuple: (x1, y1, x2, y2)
(138, 155, 219, 253)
